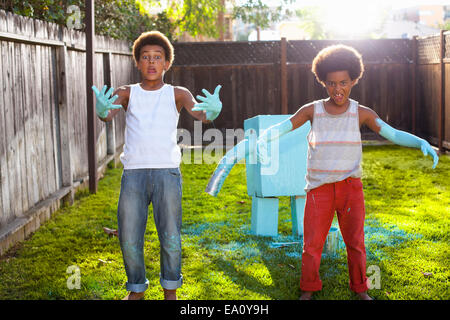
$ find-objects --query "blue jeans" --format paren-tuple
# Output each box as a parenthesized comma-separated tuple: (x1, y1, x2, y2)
(117, 168, 183, 292)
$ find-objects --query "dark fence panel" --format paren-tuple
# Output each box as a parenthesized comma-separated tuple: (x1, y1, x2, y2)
(287, 39, 412, 64)
(417, 32, 450, 149)
(169, 39, 414, 142)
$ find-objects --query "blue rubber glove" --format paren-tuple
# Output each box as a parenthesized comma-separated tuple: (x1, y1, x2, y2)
(256, 119, 293, 165)
(192, 85, 222, 121)
(92, 85, 122, 118)
(376, 118, 439, 169)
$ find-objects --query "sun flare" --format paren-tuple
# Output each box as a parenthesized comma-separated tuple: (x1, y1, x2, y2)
(321, 0, 385, 38)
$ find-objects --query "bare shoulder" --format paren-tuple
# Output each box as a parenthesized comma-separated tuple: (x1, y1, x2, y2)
(295, 102, 314, 119)
(358, 104, 378, 119)
(290, 102, 314, 129)
(358, 104, 374, 112)
(173, 86, 196, 112)
(300, 103, 314, 114)
(175, 85, 195, 99)
(114, 85, 131, 98)
(174, 86, 192, 97)
(358, 104, 381, 131)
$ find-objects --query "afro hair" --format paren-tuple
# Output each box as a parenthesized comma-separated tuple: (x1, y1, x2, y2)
(312, 44, 364, 85)
(132, 31, 174, 68)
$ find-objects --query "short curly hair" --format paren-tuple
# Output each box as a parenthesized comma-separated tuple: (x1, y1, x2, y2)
(312, 44, 364, 85)
(132, 31, 174, 68)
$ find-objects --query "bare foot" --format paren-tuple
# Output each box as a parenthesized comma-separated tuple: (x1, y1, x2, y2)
(122, 291, 145, 300)
(299, 291, 313, 300)
(163, 289, 177, 300)
(356, 292, 373, 300)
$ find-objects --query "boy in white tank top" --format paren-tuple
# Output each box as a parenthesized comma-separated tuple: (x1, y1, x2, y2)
(92, 31, 223, 300)
(255, 45, 438, 300)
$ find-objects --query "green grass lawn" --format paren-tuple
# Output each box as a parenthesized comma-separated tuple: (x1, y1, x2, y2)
(0, 145, 448, 300)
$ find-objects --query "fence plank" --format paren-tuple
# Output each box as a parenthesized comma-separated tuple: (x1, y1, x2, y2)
(280, 37, 287, 114)
(14, 41, 27, 217)
(43, 44, 58, 196)
(231, 67, 238, 128)
(22, 41, 38, 209)
(5, 42, 17, 216)
(0, 40, 8, 227)
(104, 52, 116, 155)
(35, 43, 48, 202)
(36, 20, 49, 199)
(56, 45, 73, 189)
(445, 63, 450, 145)
(49, 46, 60, 193)
(0, 40, 12, 226)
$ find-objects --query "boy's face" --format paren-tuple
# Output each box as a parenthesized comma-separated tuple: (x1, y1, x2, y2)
(324, 70, 356, 106)
(137, 44, 170, 81)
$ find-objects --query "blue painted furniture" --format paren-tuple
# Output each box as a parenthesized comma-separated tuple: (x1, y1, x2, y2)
(244, 115, 311, 237)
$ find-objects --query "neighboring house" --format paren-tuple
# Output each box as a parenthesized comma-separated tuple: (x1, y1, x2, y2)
(381, 19, 440, 38)
(383, 4, 449, 38)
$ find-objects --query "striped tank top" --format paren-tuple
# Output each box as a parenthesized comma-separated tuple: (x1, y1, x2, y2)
(305, 99, 362, 191)
(120, 83, 181, 169)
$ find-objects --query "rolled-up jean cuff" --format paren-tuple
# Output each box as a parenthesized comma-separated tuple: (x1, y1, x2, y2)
(299, 279, 322, 292)
(160, 274, 183, 290)
(126, 279, 149, 293)
(350, 279, 369, 293)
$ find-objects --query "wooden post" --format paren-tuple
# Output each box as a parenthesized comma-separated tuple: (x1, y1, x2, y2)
(231, 68, 238, 128)
(86, 0, 97, 193)
(280, 37, 288, 114)
(103, 52, 116, 156)
(439, 30, 445, 153)
(411, 36, 417, 134)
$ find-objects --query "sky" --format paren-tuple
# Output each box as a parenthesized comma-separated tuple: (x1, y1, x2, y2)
(292, 0, 450, 9)
(293, 0, 450, 37)
(247, 0, 450, 40)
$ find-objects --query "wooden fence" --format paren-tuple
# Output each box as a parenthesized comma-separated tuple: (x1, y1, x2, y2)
(416, 31, 450, 150)
(0, 10, 138, 252)
(0, 9, 448, 255)
(167, 39, 415, 141)
(168, 35, 448, 149)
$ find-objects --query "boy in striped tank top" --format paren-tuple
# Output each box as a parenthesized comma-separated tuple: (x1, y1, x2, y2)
(256, 45, 438, 300)
(92, 31, 223, 300)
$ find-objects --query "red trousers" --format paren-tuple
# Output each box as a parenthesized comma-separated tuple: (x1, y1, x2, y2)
(300, 177, 368, 293)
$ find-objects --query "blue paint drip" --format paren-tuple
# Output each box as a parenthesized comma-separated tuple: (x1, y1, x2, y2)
(364, 218, 422, 261)
(181, 218, 421, 266)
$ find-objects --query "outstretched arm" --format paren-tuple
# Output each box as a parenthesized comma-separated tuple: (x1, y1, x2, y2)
(92, 85, 128, 122)
(191, 85, 222, 121)
(175, 86, 219, 123)
(256, 104, 313, 164)
(359, 106, 439, 169)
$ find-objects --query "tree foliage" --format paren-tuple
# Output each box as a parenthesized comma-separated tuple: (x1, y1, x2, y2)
(0, 0, 176, 42)
(0, 0, 298, 41)
(295, 7, 329, 40)
(167, 0, 224, 38)
(232, 0, 293, 31)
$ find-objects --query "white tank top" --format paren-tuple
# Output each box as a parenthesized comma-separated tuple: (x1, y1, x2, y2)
(305, 99, 362, 191)
(120, 83, 181, 169)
